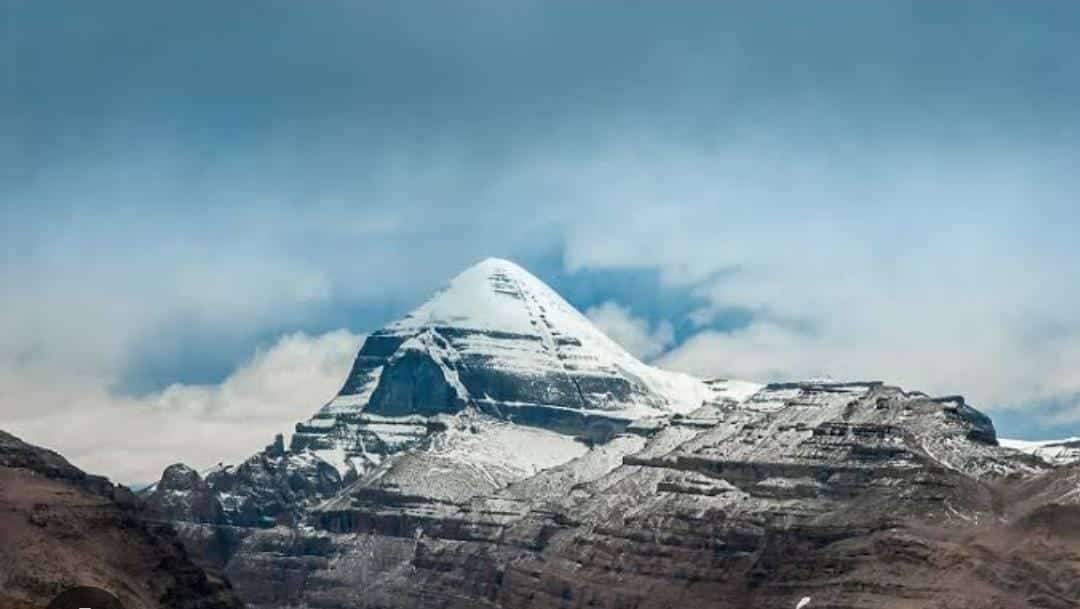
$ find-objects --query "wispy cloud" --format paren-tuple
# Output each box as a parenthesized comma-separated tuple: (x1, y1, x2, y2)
(586, 301, 674, 360)
(1, 331, 362, 483)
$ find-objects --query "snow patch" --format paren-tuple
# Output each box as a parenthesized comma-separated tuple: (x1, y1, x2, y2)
(1000, 436, 1080, 466)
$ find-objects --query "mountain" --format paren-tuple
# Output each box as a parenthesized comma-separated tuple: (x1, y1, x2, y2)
(146, 258, 734, 529)
(0, 430, 243, 609)
(305, 257, 717, 452)
(144, 258, 1080, 609)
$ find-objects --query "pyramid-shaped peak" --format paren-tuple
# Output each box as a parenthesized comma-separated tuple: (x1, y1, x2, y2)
(386, 257, 592, 339)
(321, 254, 711, 436)
(450, 257, 553, 298)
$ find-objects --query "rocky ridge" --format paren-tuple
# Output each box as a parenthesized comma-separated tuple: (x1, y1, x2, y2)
(0, 430, 243, 609)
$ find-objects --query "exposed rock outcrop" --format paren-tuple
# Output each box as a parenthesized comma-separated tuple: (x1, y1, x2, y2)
(0, 430, 244, 609)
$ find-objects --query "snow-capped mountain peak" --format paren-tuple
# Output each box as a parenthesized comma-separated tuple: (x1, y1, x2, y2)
(146, 258, 764, 528)
(388, 257, 567, 337)
(322, 257, 713, 425)
(387, 257, 680, 385)
(259, 257, 750, 490)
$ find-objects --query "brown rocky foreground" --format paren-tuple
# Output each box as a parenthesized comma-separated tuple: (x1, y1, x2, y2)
(0, 430, 244, 609)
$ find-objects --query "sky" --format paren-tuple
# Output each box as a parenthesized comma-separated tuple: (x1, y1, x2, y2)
(2, 1, 1080, 482)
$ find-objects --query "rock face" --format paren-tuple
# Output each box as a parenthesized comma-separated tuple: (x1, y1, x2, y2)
(143, 463, 225, 524)
(144, 258, 1080, 609)
(0, 430, 244, 609)
(147, 450, 345, 530)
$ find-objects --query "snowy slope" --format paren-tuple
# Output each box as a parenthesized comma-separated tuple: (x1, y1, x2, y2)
(1000, 437, 1080, 466)
(337, 415, 590, 503)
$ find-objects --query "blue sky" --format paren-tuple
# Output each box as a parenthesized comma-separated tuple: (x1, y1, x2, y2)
(3, 2, 1080, 480)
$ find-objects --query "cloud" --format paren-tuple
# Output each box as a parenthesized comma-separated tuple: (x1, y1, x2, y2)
(2, 0, 1080, 461)
(0, 331, 363, 483)
(655, 258, 1080, 418)
(586, 301, 674, 360)
(6, 121, 1080, 445)
(536, 127, 1080, 425)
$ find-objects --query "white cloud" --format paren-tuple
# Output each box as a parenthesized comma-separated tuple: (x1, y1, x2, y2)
(586, 301, 674, 360)
(548, 129, 1080, 419)
(0, 330, 363, 484)
(4, 0, 1080, 449)
(656, 280, 1080, 417)
(3, 101, 1080, 456)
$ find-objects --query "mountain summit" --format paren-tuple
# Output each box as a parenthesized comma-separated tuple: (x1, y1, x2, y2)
(309, 257, 717, 450)
(277, 257, 755, 503)
(146, 258, 758, 527)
